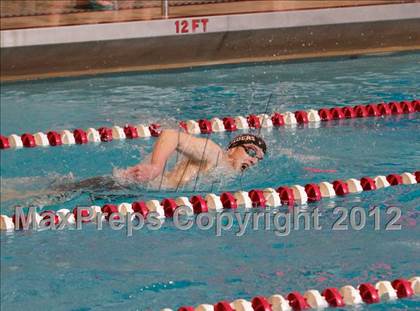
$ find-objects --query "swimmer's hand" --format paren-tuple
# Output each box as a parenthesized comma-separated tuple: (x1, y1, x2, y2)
(118, 164, 162, 182)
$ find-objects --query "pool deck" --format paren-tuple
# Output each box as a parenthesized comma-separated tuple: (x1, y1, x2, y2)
(1, 1, 420, 81)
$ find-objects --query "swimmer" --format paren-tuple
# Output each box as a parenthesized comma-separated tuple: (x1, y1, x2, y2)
(116, 130, 267, 188)
(1, 130, 267, 204)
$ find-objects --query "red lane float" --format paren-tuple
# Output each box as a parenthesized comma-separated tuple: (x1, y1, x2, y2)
(287, 292, 310, 310)
(47, 131, 62, 146)
(220, 192, 237, 209)
(248, 190, 266, 208)
(359, 283, 379, 304)
(74, 129, 88, 144)
(386, 174, 403, 185)
(322, 288, 344, 307)
(392, 279, 414, 298)
(0, 135, 10, 149)
(247, 114, 261, 128)
(21, 133, 36, 147)
(277, 186, 295, 206)
(389, 101, 403, 114)
(101, 204, 120, 221)
(198, 119, 212, 134)
(354, 105, 368, 118)
(366, 104, 380, 117)
(304, 184, 321, 202)
(360, 177, 376, 191)
(98, 127, 113, 142)
(132, 201, 149, 218)
(318, 108, 333, 121)
(271, 112, 285, 126)
(161, 198, 178, 217)
(124, 125, 139, 139)
(213, 301, 234, 311)
(251, 296, 271, 311)
(401, 101, 414, 113)
(330, 107, 344, 120)
(73, 207, 93, 223)
(190, 195, 208, 214)
(414, 99, 420, 111)
(332, 180, 349, 196)
(342, 106, 355, 118)
(415, 171, 420, 183)
(377, 102, 392, 115)
(222, 117, 237, 131)
(295, 111, 309, 124)
(40, 210, 60, 226)
(149, 123, 161, 137)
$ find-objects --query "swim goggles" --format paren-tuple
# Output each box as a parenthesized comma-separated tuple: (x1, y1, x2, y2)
(241, 145, 264, 161)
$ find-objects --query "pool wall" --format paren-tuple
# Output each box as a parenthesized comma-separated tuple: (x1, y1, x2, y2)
(1, 3, 420, 81)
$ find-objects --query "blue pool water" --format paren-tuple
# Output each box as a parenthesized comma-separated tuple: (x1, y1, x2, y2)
(1, 52, 419, 310)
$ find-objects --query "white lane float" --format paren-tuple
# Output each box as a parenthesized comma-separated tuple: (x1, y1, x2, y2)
(86, 128, 101, 142)
(185, 120, 201, 134)
(234, 116, 249, 129)
(318, 181, 336, 198)
(234, 191, 253, 208)
(268, 294, 291, 311)
(34, 132, 49, 146)
(283, 111, 297, 125)
(307, 109, 321, 122)
(231, 299, 253, 311)
(174, 197, 194, 215)
(339, 285, 363, 305)
(401, 172, 416, 184)
(210, 118, 225, 132)
(136, 124, 151, 137)
(195, 304, 214, 311)
(205, 193, 223, 212)
(111, 126, 126, 140)
(374, 176, 390, 188)
(61, 130, 76, 145)
(291, 185, 308, 204)
(346, 178, 363, 193)
(118, 203, 133, 215)
(56, 208, 75, 225)
(91, 206, 104, 222)
(410, 276, 420, 295)
(375, 281, 397, 300)
(8, 134, 23, 148)
(0, 215, 14, 231)
(263, 188, 281, 207)
(304, 290, 329, 309)
(258, 114, 273, 128)
(146, 200, 165, 218)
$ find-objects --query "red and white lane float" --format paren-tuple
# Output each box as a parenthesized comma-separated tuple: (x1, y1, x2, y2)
(164, 276, 419, 311)
(1, 100, 418, 150)
(0, 171, 418, 231)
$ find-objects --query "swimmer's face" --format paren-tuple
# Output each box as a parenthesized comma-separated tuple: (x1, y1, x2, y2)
(228, 144, 264, 171)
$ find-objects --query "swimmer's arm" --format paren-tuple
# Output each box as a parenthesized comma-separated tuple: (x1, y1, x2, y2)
(150, 129, 223, 170)
(122, 130, 222, 182)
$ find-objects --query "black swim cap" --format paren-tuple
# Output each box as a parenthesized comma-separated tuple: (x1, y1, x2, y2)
(227, 134, 267, 154)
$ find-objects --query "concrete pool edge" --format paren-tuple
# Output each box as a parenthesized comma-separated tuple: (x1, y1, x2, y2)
(1, 3, 420, 82)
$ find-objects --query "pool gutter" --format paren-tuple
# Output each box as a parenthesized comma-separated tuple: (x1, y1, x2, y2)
(1, 3, 420, 82)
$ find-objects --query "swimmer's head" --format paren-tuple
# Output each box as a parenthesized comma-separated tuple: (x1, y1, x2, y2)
(226, 134, 267, 171)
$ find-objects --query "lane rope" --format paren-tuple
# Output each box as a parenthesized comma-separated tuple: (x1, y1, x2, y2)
(0, 100, 418, 150)
(1, 171, 418, 231)
(161, 276, 420, 311)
